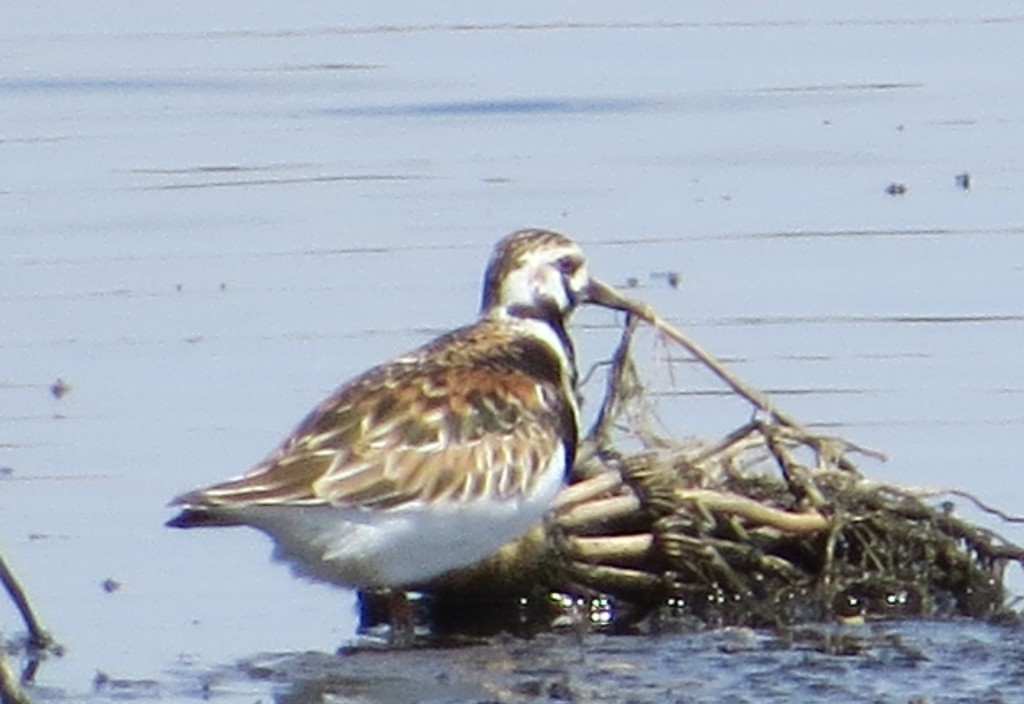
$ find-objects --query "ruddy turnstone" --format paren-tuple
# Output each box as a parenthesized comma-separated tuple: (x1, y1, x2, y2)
(167, 228, 632, 638)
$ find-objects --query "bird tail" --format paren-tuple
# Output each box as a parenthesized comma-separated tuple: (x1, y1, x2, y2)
(165, 508, 242, 529)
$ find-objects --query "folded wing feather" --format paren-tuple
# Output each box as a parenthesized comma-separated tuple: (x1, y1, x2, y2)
(178, 342, 572, 512)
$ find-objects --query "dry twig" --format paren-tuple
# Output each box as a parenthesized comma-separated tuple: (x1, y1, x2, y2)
(0, 555, 49, 651)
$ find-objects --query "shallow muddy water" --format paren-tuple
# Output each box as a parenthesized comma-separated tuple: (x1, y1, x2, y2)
(2, 2, 1023, 702)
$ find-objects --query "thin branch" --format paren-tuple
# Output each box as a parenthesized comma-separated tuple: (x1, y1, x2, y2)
(613, 297, 866, 472)
(0, 554, 50, 651)
(552, 471, 623, 510)
(557, 495, 642, 532)
(566, 534, 654, 564)
(0, 651, 33, 704)
(860, 482, 1024, 524)
(675, 489, 829, 534)
(585, 314, 642, 445)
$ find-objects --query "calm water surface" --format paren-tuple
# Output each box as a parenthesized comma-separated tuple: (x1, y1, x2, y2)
(2, 2, 1023, 702)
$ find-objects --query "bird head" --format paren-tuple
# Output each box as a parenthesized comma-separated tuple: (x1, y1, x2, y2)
(480, 229, 633, 322)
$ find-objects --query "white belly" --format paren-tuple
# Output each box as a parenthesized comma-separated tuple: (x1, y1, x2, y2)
(235, 453, 565, 589)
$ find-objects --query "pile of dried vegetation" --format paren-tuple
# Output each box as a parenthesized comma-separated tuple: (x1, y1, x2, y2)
(402, 300, 1024, 635)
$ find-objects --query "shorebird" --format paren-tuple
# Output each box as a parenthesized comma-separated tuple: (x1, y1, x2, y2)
(166, 228, 632, 640)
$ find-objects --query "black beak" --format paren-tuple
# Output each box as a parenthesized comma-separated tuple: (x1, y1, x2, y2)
(580, 277, 639, 313)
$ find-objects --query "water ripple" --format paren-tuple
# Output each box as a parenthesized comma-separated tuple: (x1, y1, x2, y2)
(325, 97, 656, 118)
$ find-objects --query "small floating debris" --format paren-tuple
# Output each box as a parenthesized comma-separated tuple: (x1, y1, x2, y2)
(885, 182, 908, 196)
(650, 271, 682, 289)
(100, 578, 121, 594)
(93, 671, 159, 695)
(49, 378, 71, 400)
(955, 172, 971, 190)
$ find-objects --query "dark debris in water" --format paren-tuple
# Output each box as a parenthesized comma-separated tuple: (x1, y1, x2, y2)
(92, 671, 159, 696)
(49, 378, 71, 400)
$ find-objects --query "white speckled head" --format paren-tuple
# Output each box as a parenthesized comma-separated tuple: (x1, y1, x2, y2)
(480, 228, 632, 320)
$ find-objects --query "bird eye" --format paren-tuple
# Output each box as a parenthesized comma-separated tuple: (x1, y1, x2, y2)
(556, 256, 581, 275)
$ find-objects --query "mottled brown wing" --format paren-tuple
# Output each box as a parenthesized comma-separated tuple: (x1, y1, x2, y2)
(178, 325, 576, 511)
